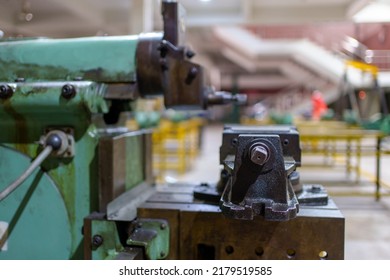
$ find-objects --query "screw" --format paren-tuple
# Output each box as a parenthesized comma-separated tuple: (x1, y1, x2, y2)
(311, 185, 321, 193)
(0, 84, 13, 99)
(61, 84, 76, 99)
(160, 251, 165, 258)
(15, 77, 25, 82)
(186, 49, 196, 59)
(160, 223, 167, 230)
(159, 58, 168, 71)
(250, 145, 269, 165)
(92, 235, 103, 247)
(185, 67, 198, 85)
(158, 43, 168, 58)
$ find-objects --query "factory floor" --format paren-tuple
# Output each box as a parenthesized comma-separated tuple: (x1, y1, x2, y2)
(168, 123, 390, 260)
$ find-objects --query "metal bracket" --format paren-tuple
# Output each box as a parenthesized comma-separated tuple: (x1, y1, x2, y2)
(127, 218, 170, 260)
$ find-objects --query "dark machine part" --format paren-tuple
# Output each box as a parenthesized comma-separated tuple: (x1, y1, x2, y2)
(219, 125, 301, 167)
(84, 213, 169, 260)
(162, 0, 186, 46)
(220, 134, 299, 221)
(139, 37, 206, 109)
(193, 125, 328, 221)
(138, 183, 344, 260)
(135, 1, 246, 110)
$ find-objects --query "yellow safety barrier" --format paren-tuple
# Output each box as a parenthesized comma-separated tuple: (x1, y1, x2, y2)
(152, 118, 204, 181)
(296, 121, 386, 199)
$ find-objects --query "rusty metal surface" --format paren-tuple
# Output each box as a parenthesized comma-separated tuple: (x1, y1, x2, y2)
(98, 130, 153, 211)
(135, 33, 164, 97)
(162, 1, 186, 46)
(138, 183, 344, 260)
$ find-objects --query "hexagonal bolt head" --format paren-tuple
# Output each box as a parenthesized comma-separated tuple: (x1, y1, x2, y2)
(250, 145, 269, 165)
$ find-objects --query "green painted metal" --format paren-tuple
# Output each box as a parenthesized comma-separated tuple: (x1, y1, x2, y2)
(0, 35, 156, 260)
(90, 219, 124, 260)
(89, 218, 170, 260)
(0, 145, 72, 259)
(0, 81, 110, 259)
(127, 219, 170, 260)
(0, 36, 138, 83)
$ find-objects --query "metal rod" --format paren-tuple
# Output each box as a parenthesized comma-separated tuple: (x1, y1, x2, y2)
(0, 145, 53, 202)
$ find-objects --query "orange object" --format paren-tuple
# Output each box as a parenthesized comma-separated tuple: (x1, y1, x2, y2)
(311, 90, 328, 120)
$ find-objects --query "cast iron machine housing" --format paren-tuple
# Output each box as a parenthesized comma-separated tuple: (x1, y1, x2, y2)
(218, 125, 330, 221)
(219, 126, 301, 221)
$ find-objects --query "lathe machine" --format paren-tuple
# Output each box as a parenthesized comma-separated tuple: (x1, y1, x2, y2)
(0, 1, 344, 260)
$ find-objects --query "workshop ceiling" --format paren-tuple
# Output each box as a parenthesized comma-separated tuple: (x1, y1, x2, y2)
(0, 0, 389, 94)
(0, 0, 373, 37)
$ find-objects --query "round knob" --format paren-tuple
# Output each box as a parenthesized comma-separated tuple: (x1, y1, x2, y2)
(45, 134, 62, 151)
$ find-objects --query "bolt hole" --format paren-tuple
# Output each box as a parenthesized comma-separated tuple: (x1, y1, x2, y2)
(319, 251, 328, 259)
(283, 139, 289, 146)
(231, 138, 238, 147)
(255, 247, 264, 257)
(225, 245, 234, 255)
(286, 248, 296, 258)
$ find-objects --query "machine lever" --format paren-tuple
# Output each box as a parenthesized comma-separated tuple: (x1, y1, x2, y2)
(0, 145, 53, 202)
(0, 131, 70, 202)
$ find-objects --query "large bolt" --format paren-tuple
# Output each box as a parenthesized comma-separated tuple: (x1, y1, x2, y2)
(15, 77, 25, 82)
(250, 145, 269, 165)
(186, 49, 196, 59)
(92, 235, 104, 247)
(185, 66, 198, 85)
(61, 84, 76, 99)
(0, 84, 13, 99)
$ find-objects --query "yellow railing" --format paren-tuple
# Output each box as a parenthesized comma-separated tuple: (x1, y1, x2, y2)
(152, 118, 204, 181)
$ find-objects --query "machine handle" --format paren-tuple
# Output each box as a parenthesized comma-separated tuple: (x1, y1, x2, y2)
(0, 145, 53, 202)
